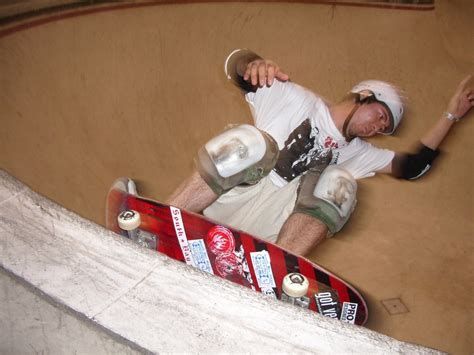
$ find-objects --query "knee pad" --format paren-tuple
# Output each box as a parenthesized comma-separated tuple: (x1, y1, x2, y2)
(195, 124, 279, 195)
(294, 166, 357, 235)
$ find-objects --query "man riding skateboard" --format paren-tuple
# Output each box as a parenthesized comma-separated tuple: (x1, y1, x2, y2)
(167, 49, 474, 256)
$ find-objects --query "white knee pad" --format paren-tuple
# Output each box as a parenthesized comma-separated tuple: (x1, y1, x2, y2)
(196, 124, 279, 195)
(294, 166, 357, 235)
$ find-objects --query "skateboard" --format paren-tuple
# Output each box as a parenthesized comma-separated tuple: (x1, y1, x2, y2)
(106, 178, 368, 326)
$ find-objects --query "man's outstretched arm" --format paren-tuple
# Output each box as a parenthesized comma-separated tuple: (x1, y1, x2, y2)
(380, 75, 474, 178)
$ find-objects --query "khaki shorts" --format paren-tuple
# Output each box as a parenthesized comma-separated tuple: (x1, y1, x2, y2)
(203, 176, 301, 243)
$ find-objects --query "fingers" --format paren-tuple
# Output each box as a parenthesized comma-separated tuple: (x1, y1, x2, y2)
(459, 74, 473, 88)
(469, 93, 474, 109)
(267, 65, 275, 86)
(461, 75, 474, 107)
(243, 61, 259, 86)
(456, 74, 473, 95)
(275, 70, 290, 82)
(243, 61, 256, 84)
(243, 59, 289, 87)
(258, 62, 267, 87)
(448, 74, 474, 118)
(267, 65, 290, 85)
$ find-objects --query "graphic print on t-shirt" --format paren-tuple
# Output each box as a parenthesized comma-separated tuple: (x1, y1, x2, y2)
(273, 119, 333, 181)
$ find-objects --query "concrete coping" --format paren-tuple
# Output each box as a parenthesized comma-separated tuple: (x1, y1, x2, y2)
(0, 169, 441, 354)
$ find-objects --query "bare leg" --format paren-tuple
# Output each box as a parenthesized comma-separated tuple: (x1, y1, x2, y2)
(166, 170, 218, 212)
(276, 213, 328, 256)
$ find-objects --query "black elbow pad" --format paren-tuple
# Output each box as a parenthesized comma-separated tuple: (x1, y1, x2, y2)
(401, 145, 439, 180)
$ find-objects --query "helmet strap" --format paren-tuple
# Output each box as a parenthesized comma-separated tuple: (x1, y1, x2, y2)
(342, 102, 361, 142)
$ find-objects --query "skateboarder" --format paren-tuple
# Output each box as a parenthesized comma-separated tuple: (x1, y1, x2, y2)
(167, 49, 474, 256)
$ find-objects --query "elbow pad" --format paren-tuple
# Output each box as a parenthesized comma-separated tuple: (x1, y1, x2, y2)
(401, 145, 439, 180)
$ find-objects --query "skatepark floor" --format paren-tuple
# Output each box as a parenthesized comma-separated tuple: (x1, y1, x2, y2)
(0, 1, 472, 354)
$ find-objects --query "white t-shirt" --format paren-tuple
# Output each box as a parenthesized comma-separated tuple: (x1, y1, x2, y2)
(204, 61, 395, 239)
(245, 80, 394, 186)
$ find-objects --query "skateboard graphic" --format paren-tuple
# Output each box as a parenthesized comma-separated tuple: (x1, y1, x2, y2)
(106, 178, 368, 326)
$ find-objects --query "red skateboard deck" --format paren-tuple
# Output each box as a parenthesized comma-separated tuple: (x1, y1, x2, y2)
(106, 178, 368, 325)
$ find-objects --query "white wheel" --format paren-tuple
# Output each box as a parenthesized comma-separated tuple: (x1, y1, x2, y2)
(282, 273, 309, 298)
(118, 210, 141, 231)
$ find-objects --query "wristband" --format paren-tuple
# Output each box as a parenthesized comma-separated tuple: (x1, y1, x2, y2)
(444, 112, 460, 122)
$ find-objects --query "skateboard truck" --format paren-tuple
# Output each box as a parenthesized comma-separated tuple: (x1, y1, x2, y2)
(281, 273, 310, 309)
(117, 210, 157, 250)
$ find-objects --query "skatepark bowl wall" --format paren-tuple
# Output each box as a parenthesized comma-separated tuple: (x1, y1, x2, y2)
(0, 0, 473, 354)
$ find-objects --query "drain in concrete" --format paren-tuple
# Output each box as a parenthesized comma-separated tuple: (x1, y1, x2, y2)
(381, 298, 409, 315)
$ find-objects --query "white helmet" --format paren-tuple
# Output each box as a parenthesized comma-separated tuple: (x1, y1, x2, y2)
(350, 80, 404, 135)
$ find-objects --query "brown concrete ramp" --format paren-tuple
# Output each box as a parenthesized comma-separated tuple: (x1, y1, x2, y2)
(0, 1, 472, 353)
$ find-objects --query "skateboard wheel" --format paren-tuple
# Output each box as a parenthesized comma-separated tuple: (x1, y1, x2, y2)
(282, 273, 309, 298)
(118, 210, 141, 231)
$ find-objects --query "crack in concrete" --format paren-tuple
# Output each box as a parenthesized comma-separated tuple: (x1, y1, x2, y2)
(91, 260, 161, 319)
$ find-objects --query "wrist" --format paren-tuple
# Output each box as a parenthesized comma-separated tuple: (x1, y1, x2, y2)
(444, 111, 460, 122)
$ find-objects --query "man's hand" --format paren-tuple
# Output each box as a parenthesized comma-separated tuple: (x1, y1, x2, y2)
(243, 59, 289, 87)
(446, 75, 474, 119)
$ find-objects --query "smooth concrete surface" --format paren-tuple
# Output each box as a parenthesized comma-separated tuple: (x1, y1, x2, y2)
(0, 1, 472, 354)
(0, 271, 141, 355)
(0, 169, 441, 354)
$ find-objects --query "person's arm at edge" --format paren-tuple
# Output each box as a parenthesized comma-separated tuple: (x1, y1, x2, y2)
(379, 75, 474, 178)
